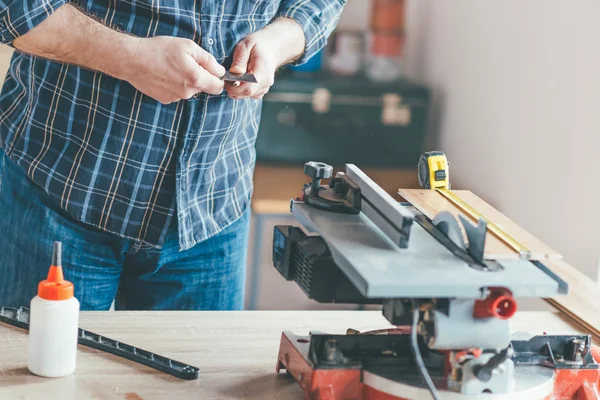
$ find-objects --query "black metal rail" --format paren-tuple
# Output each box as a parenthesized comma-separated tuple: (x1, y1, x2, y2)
(0, 306, 199, 380)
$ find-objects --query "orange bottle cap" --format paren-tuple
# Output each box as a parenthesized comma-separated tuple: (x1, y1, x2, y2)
(38, 242, 74, 301)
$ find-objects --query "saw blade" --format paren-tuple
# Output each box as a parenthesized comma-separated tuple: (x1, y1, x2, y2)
(220, 71, 258, 83)
(432, 211, 467, 250)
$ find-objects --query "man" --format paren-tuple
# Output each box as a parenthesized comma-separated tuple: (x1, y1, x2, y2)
(0, 0, 345, 310)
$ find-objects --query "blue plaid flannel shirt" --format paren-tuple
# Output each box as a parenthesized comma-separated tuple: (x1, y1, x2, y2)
(0, 0, 345, 250)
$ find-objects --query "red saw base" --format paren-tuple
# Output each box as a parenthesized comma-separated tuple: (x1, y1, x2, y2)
(276, 332, 600, 400)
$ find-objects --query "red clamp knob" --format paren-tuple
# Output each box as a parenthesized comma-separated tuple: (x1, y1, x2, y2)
(474, 288, 517, 320)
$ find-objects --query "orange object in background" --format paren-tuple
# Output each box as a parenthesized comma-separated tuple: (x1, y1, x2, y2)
(371, 32, 406, 57)
(368, 0, 406, 79)
(370, 0, 406, 32)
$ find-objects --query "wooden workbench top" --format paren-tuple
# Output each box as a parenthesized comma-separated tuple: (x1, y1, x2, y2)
(0, 311, 588, 400)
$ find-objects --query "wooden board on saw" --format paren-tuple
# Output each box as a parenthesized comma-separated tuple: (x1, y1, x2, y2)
(543, 258, 600, 339)
(398, 188, 600, 339)
(397, 188, 562, 261)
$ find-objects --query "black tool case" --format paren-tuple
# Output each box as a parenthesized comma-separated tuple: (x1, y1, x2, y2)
(255, 72, 430, 168)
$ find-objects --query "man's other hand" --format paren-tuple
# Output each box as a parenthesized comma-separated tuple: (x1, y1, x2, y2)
(226, 18, 305, 100)
(122, 36, 226, 104)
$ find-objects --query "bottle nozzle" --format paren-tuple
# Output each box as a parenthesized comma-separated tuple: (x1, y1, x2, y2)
(39, 241, 72, 300)
(46, 242, 64, 283)
(52, 241, 61, 267)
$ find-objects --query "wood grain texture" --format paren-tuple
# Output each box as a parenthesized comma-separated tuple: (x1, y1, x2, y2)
(543, 259, 600, 339)
(453, 190, 562, 260)
(397, 188, 561, 260)
(0, 311, 587, 400)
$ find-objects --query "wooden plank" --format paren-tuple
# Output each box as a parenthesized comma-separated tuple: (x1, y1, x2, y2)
(398, 188, 600, 339)
(453, 190, 561, 260)
(0, 310, 592, 399)
(397, 188, 561, 260)
(543, 259, 600, 339)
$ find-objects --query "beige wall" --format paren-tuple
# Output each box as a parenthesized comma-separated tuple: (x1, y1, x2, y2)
(0, 45, 12, 84)
(403, 1, 600, 279)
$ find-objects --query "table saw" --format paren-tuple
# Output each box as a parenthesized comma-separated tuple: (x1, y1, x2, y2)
(271, 158, 600, 400)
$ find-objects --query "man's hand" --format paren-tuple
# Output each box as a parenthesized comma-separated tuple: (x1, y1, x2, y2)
(121, 36, 225, 104)
(226, 18, 305, 100)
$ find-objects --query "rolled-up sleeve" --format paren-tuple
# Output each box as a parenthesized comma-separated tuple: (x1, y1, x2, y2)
(276, 0, 346, 65)
(0, 0, 69, 46)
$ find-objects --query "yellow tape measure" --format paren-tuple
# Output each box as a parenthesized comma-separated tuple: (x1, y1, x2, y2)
(417, 152, 531, 259)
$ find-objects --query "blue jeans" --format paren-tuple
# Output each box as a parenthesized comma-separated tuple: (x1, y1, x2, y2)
(0, 149, 249, 311)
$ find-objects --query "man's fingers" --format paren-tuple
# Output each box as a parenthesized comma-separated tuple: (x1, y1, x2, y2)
(190, 47, 226, 78)
(251, 88, 269, 100)
(230, 41, 253, 74)
(226, 82, 255, 99)
(251, 90, 269, 100)
(182, 56, 224, 95)
(194, 68, 224, 95)
(226, 55, 267, 98)
(148, 86, 186, 104)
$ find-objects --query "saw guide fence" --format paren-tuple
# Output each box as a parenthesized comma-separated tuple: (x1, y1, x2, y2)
(398, 188, 600, 340)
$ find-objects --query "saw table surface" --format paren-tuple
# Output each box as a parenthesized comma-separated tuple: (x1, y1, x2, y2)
(0, 310, 590, 400)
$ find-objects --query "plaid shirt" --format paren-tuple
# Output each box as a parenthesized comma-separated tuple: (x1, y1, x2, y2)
(0, 0, 344, 250)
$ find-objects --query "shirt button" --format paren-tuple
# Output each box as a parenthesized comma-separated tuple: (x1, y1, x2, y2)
(208, 37, 215, 46)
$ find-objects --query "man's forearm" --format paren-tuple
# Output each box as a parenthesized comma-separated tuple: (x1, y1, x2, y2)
(12, 4, 137, 80)
(10, 3, 225, 103)
(262, 18, 306, 67)
(275, 0, 346, 65)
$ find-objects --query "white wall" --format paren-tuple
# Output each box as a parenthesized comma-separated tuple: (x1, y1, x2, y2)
(403, 1, 600, 279)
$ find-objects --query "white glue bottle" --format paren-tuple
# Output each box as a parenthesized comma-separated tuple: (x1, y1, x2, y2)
(28, 242, 80, 377)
